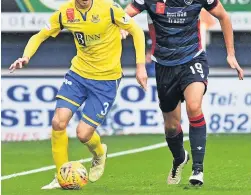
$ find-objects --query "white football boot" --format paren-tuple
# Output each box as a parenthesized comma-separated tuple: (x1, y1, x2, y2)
(89, 144, 108, 182)
(167, 150, 190, 184)
(189, 169, 204, 186)
(41, 174, 61, 190)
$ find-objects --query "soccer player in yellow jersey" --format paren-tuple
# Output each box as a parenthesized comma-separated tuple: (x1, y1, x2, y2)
(9, 0, 147, 189)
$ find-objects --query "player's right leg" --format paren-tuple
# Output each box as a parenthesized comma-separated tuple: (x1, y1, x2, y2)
(184, 82, 206, 186)
(41, 71, 86, 190)
(41, 108, 73, 190)
(155, 63, 189, 184)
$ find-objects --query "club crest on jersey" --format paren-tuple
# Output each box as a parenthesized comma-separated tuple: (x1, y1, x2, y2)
(66, 8, 75, 21)
(184, 0, 193, 5)
(156, 2, 165, 14)
(91, 15, 100, 23)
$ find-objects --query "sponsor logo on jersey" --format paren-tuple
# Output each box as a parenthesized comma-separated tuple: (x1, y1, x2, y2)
(156, 2, 165, 14)
(67, 19, 80, 23)
(85, 34, 101, 42)
(184, 0, 193, 5)
(74, 32, 101, 46)
(91, 15, 100, 23)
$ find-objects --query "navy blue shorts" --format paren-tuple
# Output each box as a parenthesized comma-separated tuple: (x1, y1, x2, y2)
(56, 70, 121, 128)
(155, 55, 209, 113)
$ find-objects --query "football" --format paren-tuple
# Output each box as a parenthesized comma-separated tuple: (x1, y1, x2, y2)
(57, 161, 88, 190)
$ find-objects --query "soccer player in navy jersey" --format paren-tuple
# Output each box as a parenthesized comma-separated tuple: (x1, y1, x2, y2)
(125, 0, 244, 185)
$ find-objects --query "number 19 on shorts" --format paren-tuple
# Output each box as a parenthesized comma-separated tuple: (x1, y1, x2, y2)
(190, 63, 205, 78)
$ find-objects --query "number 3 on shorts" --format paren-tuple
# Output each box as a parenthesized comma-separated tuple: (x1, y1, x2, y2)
(190, 63, 204, 78)
(101, 102, 109, 116)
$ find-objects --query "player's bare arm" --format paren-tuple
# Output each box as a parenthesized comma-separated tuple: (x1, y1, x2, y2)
(209, 1, 244, 80)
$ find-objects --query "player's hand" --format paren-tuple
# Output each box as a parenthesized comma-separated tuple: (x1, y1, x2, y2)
(9, 57, 29, 73)
(227, 55, 244, 80)
(120, 29, 129, 39)
(136, 64, 148, 91)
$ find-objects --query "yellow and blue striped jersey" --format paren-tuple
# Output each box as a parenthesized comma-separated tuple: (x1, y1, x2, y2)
(23, 0, 145, 80)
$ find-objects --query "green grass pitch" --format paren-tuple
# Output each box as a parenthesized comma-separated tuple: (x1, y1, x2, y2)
(2, 134, 251, 195)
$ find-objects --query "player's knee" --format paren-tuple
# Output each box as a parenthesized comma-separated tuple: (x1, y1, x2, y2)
(187, 101, 202, 117)
(76, 124, 94, 143)
(164, 122, 180, 137)
(77, 131, 93, 143)
(52, 117, 68, 131)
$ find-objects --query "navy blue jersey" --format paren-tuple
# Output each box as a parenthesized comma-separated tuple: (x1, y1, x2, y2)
(131, 0, 218, 66)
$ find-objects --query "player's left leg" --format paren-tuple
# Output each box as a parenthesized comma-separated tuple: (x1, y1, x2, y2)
(180, 54, 209, 186)
(184, 82, 206, 185)
(79, 77, 121, 182)
(155, 63, 190, 184)
(42, 71, 87, 190)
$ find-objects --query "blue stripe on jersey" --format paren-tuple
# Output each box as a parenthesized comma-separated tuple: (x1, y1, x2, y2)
(154, 43, 200, 65)
(110, 8, 115, 24)
(156, 20, 198, 48)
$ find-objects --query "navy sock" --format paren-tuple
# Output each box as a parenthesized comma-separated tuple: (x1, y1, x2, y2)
(189, 114, 207, 171)
(165, 126, 185, 166)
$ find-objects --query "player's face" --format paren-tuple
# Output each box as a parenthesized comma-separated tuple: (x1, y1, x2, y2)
(75, 0, 92, 9)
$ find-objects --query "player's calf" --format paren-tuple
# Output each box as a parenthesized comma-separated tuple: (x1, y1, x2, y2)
(165, 125, 185, 166)
(77, 121, 105, 157)
(188, 113, 206, 185)
(165, 124, 189, 184)
(77, 121, 107, 182)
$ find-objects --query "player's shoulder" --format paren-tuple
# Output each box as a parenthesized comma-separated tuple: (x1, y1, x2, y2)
(193, 0, 216, 5)
(58, 0, 75, 12)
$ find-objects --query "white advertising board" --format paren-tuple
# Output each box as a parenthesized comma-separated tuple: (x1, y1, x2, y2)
(1, 13, 148, 32)
(2, 12, 251, 32)
(1, 77, 251, 141)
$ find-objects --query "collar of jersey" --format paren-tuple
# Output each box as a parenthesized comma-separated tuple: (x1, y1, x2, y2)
(75, 0, 94, 21)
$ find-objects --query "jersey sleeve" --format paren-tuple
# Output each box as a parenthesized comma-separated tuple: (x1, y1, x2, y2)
(202, 0, 219, 11)
(111, 2, 135, 29)
(111, 2, 145, 64)
(41, 11, 63, 38)
(22, 11, 63, 59)
(131, 0, 147, 12)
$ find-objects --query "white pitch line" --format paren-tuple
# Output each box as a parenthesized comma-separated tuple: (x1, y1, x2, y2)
(1, 136, 189, 181)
